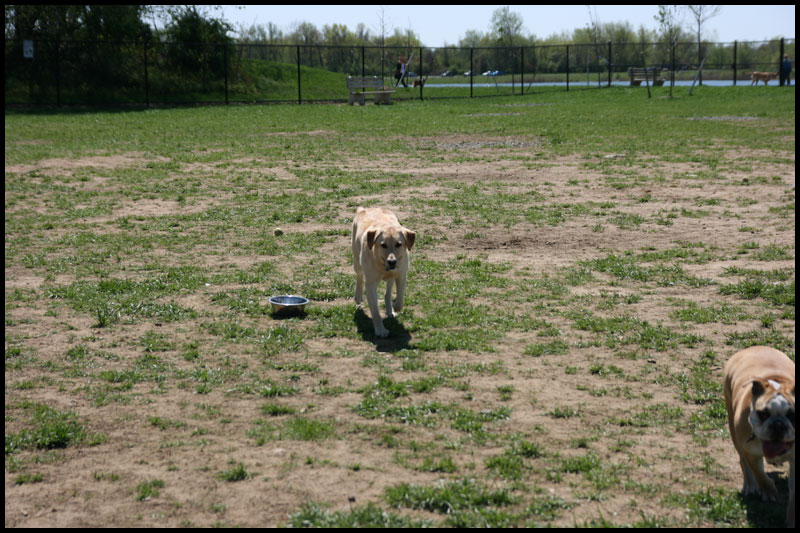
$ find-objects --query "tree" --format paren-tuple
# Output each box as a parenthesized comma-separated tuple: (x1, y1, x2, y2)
(655, 5, 684, 96)
(459, 29, 485, 49)
(163, 6, 233, 87)
(322, 23, 356, 73)
(4, 5, 151, 103)
(685, 5, 721, 84)
(373, 7, 391, 78)
(685, 5, 720, 48)
(5, 4, 149, 41)
(655, 5, 682, 47)
(586, 5, 605, 85)
(290, 21, 323, 66)
(490, 6, 524, 47)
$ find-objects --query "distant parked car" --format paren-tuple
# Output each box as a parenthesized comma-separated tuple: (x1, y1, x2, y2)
(462, 70, 471, 76)
(440, 70, 456, 77)
(492, 70, 504, 76)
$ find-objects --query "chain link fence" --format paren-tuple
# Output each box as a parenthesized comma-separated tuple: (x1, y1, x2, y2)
(5, 37, 794, 106)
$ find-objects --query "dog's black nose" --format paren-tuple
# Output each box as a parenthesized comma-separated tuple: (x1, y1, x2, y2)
(387, 259, 397, 268)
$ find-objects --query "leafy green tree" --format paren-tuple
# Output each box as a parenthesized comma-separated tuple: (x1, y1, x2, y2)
(163, 5, 232, 80)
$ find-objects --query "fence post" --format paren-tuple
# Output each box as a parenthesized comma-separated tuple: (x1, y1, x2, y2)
(779, 37, 785, 86)
(607, 41, 612, 87)
(55, 39, 61, 106)
(566, 44, 569, 91)
(361, 46, 365, 78)
(419, 46, 423, 100)
(470, 48, 473, 98)
(732, 41, 737, 86)
(670, 42, 675, 97)
(520, 46, 524, 95)
(296, 45, 301, 104)
(143, 40, 150, 107)
(697, 39, 702, 86)
(224, 43, 229, 105)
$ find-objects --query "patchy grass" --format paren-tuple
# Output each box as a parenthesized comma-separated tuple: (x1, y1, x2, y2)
(5, 86, 794, 527)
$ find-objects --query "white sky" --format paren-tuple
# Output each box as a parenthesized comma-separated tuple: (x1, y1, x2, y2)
(218, 5, 795, 46)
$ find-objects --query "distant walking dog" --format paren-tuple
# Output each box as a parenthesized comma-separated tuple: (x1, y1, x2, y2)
(751, 71, 778, 86)
(413, 78, 426, 88)
(352, 207, 416, 338)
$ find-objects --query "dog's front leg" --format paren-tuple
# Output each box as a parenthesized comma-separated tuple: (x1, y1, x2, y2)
(366, 280, 389, 338)
(393, 276, 406, 313)
(384, 278, 395, 318)
(744, 453, 777, 501)
(354, 270, 363, 307)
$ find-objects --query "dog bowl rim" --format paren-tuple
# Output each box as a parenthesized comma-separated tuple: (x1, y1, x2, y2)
(268, 295, 310, 307)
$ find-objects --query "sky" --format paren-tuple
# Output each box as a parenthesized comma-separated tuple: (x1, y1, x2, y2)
(218, 5, 795, 46)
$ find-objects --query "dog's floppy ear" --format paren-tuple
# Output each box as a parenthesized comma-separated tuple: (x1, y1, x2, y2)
(366, 230, 378, 250)
(403, 230, 416, 251)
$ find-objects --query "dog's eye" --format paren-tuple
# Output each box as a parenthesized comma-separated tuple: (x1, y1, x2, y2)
(396, 242, 402, 248)
(381, 243, 387, 249)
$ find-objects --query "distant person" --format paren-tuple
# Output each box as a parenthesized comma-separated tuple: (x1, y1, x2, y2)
(395, 56, 408, 88)
(780, 54, 793, 86)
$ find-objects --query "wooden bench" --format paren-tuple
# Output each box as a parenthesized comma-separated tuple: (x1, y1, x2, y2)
(627, 67, 665, 86)
(346, 76, 395, 105)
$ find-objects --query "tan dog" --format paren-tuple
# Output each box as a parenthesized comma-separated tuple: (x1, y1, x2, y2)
(413, 78, 425, 88)
(352, 207, 416, 338)
(724, 346, 795, 527)
(751, 71, 778, 86)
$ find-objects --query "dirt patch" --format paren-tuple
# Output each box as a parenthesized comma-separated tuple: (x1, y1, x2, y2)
(687, 116, 760, 121)
(6, 152, 169, 176)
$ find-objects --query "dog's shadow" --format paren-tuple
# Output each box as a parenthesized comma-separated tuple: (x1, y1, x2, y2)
(740, 472, 791, 527)
(353, 308, 412, 352)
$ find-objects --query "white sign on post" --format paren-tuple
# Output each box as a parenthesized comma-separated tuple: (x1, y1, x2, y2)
(23, 40, 34, 59)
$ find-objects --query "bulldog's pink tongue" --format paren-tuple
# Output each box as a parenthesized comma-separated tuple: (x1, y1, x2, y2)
(762, 440, 794, 459)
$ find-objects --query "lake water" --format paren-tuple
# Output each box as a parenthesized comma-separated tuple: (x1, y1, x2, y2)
(425, 80, 752, 88)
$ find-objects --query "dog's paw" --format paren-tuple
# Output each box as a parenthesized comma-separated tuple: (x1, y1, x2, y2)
(374, 325, 390, 338)
(755, 482, 778, 502)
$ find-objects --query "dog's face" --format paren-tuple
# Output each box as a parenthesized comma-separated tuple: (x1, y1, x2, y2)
(366, 227, 415, 272)
(749, 379, 796, 459)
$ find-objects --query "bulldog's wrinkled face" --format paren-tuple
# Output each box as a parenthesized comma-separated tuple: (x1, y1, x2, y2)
(749, 379, 796, 460)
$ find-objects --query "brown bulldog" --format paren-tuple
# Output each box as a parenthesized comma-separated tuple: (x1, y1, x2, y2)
(724, 346, 795, 527)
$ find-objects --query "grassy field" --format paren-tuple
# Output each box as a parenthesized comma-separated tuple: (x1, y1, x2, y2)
(5, 86, 795, 527)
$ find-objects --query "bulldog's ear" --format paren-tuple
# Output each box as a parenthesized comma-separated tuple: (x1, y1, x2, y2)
(366, 230, 378, 250)
(751, 380, 765, 398)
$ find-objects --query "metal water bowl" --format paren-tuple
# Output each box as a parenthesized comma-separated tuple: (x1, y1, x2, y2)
(268, 295, 309, 316)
